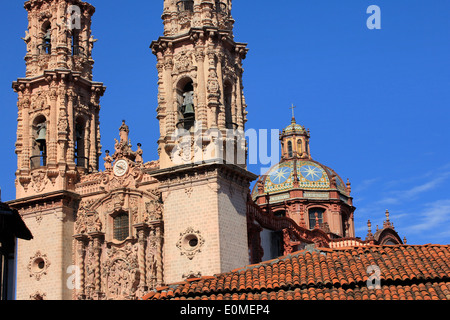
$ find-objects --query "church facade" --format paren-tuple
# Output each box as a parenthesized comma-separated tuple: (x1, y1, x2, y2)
(8, 0, 404, 301)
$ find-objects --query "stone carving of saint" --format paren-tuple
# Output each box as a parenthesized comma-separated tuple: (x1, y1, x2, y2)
(119, 120, 129, 144)
(104, 150, 113, 171)
(135, 143, 143, 165)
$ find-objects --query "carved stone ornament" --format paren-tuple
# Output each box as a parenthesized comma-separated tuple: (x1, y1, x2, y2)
(144, 200, 163, 223)
(75, 210, 102, 235)
(30, 291, 47, 300)
(27, 251, 51, 281)
(173, 51, 192, 73)
(176, 227, 205, 260)
(75, 200, 102, 234)
(102, 243, 140, 300)
(31, 170, 48, 193)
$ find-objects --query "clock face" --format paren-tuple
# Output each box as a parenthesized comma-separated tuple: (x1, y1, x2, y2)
(113, 160, 128, 177)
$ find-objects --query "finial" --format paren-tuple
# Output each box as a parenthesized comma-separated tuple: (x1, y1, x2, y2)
(403, 237, 407, 244)
(366, 220, 374, 242)
(290, 104, 297, 123)
(384, 209, 393, 228)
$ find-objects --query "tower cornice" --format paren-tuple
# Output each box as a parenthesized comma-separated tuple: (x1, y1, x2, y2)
(24, 0, 96, 14)
(150, 26, 247, 57)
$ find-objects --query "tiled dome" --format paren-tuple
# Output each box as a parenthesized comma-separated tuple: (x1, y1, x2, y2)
(282, 118, 306, 135)
(252, 159, 348, 199)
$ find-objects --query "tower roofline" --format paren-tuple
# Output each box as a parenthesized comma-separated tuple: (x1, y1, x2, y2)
(24, 0, 96, 13)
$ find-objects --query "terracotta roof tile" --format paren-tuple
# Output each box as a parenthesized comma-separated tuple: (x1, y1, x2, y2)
(144, 244, 450, 301)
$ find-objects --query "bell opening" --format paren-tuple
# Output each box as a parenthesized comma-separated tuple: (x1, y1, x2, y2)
(178, 80, 195, 131)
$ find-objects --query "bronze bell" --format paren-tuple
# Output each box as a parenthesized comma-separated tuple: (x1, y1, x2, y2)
(36, 124, 46, 144)
(44, 30, 51, 42)
(183, 103, 195, 117)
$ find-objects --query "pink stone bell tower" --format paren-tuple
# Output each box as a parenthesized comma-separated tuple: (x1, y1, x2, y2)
(150, 0, 257, 284)
(9, 0, 105, 300)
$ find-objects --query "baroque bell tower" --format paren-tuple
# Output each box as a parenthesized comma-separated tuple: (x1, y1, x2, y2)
(150, 0, 257, 283)
(10, 0, 105, 300)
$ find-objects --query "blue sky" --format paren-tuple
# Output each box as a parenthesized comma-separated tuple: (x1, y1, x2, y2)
(1, 0, 449, 245)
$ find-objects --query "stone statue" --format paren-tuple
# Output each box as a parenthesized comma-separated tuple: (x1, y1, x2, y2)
(119, 120, 129, 144)
(135, 143, 143, 165)
(104, 150, 113, 171)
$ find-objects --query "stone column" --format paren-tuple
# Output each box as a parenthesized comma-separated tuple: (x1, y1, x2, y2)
(74, 234, 87, 300)
(195, 49, 207, 126)
(21, 96, 31, 171)
(89, 232, 104, 298)
(155, 224, 164, 287)
(134, 223, 148, 290)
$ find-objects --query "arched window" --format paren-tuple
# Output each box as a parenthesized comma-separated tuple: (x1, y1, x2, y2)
(297, 139, 302, 155)
(287, 141, 293, 158)
(308, 208, 325, 229)
(224, 82, 233, 129)
(31, 116, 47, 169)
(41, 22, 51, 54)
(74, 118, 87, 169)
(72, 29, 80, 56)
(215, 1, 227, 14)
(178, 80, 195, 131)
(113, 212, 129, 241)
(177, 0, 194, 12)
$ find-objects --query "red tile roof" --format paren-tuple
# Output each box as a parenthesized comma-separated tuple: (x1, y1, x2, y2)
(143, 244, 450, 300)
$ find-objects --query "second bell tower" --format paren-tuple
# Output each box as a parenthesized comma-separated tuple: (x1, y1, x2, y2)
(151, 0, 257, 284)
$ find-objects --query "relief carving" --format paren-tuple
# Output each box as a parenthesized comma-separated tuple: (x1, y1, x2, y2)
(31, 170, 48, 193)
(102, 243, 140, 300)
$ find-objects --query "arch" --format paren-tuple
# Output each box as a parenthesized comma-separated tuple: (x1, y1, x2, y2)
(31, 115, 47, 169)
(176, 77, 195, 131)
(41, 21, 52, 54)
(375, 228, 403, 245)
(177, 0, 194, 12)
(297, 139, 302, 156)
(74, 116, 88, 169)
(287, 140, 293, 158)
(72, 29, 80, 56)
(223, 80, 233, 129)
